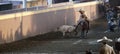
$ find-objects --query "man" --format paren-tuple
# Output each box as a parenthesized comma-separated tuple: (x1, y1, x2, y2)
(77, 9, 89, 38)
(115, 38, 120, 54)
(86, 49, 92, 54)
(97, 36, 116, 54)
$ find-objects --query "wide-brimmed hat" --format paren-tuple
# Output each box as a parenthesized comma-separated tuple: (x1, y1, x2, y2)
(117, 38, 120, 42)
(97, 36, 113, 43)
(79, 9, 85, 13)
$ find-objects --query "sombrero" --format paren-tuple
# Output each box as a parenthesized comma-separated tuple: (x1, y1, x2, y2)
(79, 9, 85, 13)
(117, 38, 120, 42)
(97, 36, 113, 43)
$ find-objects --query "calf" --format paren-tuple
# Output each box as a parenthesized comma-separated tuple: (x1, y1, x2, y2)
(56, 25, 76, 37)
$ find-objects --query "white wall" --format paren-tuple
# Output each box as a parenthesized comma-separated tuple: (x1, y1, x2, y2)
(0, 1, 100, 44)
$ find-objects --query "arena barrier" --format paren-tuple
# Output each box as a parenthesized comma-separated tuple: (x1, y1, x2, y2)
(0, 1, 100, 44)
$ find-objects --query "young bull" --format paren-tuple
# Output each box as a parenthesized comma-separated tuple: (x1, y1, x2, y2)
(56, 25, 77, 37)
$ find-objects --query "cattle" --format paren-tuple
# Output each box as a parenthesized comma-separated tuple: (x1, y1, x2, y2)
(55, 25, 77, 37)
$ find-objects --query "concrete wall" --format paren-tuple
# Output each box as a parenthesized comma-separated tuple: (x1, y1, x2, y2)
(0, 1, 100, 44)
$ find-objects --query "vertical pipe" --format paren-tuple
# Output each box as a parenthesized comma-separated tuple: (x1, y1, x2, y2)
(69, 0, 73, 4)
(69, 0, 73, 2)
(22, 0, 27, 8)
(47, 0, 52, 7)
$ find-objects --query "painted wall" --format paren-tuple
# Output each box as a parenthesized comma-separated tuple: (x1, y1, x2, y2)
(0, 1, 100, 44)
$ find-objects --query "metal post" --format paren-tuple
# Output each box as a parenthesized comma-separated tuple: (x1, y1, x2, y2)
(47, 0, 52, 7)
(69, 0, 73, 2)
(69, 0, 73, 4)
(22, 0, 27, 8)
